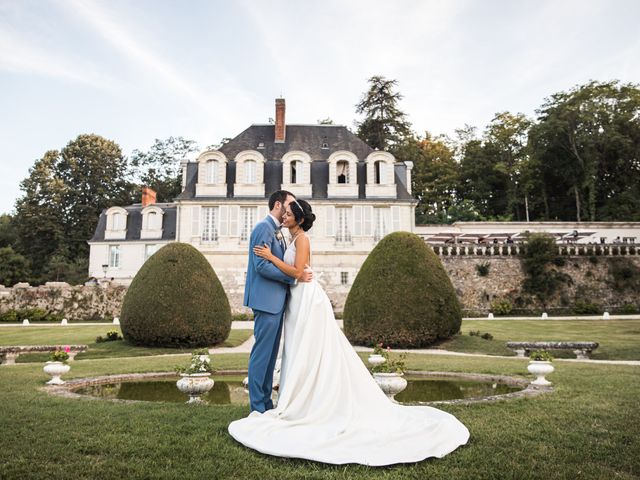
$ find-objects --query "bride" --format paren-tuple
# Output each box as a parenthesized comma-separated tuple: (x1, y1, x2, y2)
(228, 199, 469, 466)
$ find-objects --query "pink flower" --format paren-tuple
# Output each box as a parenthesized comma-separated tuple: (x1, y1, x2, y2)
(64, 345, 71, 353)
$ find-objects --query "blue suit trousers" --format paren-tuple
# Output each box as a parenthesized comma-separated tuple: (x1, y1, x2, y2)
(248, 306, 285, 412)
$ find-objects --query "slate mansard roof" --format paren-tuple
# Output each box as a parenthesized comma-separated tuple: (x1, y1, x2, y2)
(90, 204, 177, 243)
(91, 124, 414, 242)
(177, 124, 414, 201)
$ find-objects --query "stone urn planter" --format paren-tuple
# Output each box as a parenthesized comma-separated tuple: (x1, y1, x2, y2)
(368, 354, 385, 366)
(43, 361, 70, 385)
(373, 372, 408, 400)
(176, 373, 214, 404)
(527, 361, 554, 386)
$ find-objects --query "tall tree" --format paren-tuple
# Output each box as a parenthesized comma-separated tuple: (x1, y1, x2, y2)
(484, 112, 532, 220)
(355, 76, 412, 153)
(13, 151, 67, 278)
(529, 81, 640, 221)
(56, 134, 134, 260)
(129, 136, 198, 203)
(13, 135, 133, 283)
(0, 247, 30, 286)
(404, 133, 461, 223)
(0, 214, 17, 248)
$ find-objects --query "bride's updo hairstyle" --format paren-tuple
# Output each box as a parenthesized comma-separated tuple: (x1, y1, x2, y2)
(290, 199, 316, 232)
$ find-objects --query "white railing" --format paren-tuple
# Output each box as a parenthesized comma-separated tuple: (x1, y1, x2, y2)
(428, 243, 639, 257)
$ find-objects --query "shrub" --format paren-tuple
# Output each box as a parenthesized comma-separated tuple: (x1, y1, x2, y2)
(475, 261, 490, 277)
(520, 233, 570, 307)
(343, 232, 462, 348)
(120, 243, 232, 348)
(480, 332, 494, 340)
(573, 300, 601, 315)
(530, 350, 553, 361)
(490, 299, 513, 316)
(620, 304, 639, 314)
(607, 258, 640, 291)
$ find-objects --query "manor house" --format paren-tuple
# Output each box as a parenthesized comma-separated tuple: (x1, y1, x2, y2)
(88, 99, 417, 311)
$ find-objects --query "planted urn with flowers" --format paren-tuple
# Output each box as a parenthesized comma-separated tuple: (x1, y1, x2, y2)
(370, 344, 408, 400)
(43, 346, 71, 385)
(528, 350, 555, 386)
(175, 349, 215, 404)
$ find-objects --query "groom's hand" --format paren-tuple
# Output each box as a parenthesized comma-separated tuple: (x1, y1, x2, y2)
(298, 265, 313, 283)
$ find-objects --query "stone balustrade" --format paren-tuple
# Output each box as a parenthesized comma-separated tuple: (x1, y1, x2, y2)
(429, 243, 639, 257)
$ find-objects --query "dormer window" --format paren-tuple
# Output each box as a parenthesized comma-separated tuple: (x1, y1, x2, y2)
(281, 151, 312, 197)
(245, 160, 257, 184)
(140, 205, 164, 240)
(196, 150, 228, 197)
(257, 136, 265, 149)
(321, 142, 329, 149)
(337, 161, 349, 184)
(206, 160, 218, 184)
(105, 206, 128, 240)
(234, 150, 265, 197)
(365, 151, 397, 198)
(327, 151, 358, 198)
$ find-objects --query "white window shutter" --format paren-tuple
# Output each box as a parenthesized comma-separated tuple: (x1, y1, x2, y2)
(303, 162, 310, 184)
(353, 206, 363, 236)
(391, 206, 401, 231)
(220, 205, 229, 236)
(230, 206, 240, 236)
(363, 206, 373, 236)
(384, 208, 392, 236)
(191, 206, 200, 236)
(326, 206, 335, 236)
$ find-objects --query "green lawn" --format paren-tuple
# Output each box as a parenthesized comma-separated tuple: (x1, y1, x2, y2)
(0, 352, 638, 479)
(431, 319, 640, 360)
(0, 326, 254, 362)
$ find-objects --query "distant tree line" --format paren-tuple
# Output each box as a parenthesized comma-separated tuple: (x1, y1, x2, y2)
(1, 77, 639, 286)
(355, 76, 640, 225)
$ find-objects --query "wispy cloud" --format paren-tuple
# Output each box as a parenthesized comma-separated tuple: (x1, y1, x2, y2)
(59, 0, 220, 108)
(0, 28, 114, 88)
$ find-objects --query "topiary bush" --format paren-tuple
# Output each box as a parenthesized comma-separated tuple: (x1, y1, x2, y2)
(343, 232, 462, 348)
(120, 243, 231, 348)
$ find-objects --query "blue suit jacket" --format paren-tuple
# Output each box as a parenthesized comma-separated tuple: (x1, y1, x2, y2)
(243, 216, 295, 314)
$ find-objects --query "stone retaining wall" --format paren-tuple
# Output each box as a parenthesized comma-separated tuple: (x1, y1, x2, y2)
(1, 256, 638, 317)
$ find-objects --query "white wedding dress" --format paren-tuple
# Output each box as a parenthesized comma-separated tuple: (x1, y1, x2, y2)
(228, 236, 470, 466)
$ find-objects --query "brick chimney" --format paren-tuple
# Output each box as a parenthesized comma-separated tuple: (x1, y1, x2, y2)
(141, 187, 157, 207)
(275, 98, 286, 143)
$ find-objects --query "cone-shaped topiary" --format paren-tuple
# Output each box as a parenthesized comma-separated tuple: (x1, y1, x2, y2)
(344, 231, 462, 348)
(120, 242, 232, 348)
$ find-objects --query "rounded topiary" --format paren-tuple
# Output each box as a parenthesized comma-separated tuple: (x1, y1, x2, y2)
(120, 242, 231, 348)
(343, 232, 462, 348)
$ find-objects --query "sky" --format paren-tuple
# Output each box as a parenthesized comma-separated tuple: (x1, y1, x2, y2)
(1, 0, 639, 214)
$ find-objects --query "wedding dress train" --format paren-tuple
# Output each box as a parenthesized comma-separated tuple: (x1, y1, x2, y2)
(228, 240, 469, 465)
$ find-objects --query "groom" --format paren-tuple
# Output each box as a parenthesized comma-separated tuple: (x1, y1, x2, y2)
(244, 190, 312, 413)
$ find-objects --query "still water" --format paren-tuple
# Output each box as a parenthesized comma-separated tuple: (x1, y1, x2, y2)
(74, 375, 522, 404)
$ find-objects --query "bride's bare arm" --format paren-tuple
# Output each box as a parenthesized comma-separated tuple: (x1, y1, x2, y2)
(253, 237, 312, 281)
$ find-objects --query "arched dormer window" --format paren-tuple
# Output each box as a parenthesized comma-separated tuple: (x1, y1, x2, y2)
(140, 205, 164, 240)
(234, 150, 265, 197)
(196, 150, 228, 197)
(365, 151, 397, 198)
(327, 151, 358, 198)
(105, 206, 128, 240)
(281, 151, 311, 197)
